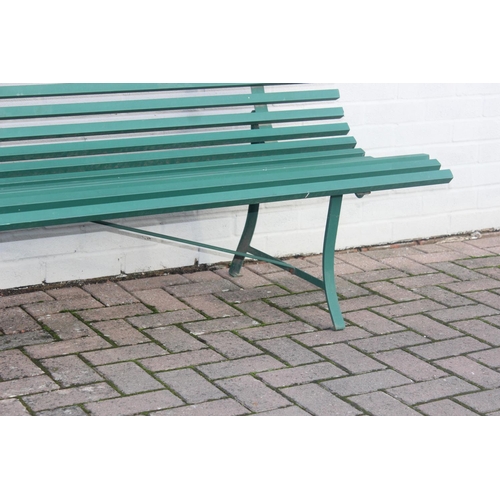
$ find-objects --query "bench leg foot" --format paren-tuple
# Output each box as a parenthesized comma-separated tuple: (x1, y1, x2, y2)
(323, 196, 346, 331)
(229, 204, 260, 277)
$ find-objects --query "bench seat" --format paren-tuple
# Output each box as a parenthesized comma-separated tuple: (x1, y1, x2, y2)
(0, 83, 453, 330)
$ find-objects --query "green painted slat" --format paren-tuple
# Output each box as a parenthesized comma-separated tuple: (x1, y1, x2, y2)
(0, 89, 341, 119)
(0, 107, 345, 141)
(0, 148, 367, 189)
(0, 169, 453, 231)
(0, 136, 359, 178)
(0, 83, 276, 98)
(0, 123, 351, 162)
(0, 157, 443, 210)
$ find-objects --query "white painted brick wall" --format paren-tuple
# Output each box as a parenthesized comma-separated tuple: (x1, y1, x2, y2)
(1, 83, 499, 289)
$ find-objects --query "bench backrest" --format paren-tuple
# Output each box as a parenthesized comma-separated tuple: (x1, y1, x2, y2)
(0, 84, 365, 172)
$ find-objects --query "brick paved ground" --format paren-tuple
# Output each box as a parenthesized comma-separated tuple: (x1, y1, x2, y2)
(1, 232, 500, 416)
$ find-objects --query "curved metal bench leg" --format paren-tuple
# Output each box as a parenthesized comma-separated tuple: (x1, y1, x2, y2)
(323, 196, 346, 330)
(229, 204, 260, 277)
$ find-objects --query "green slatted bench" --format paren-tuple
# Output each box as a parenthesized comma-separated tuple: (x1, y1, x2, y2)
(0, 83, 453, 330)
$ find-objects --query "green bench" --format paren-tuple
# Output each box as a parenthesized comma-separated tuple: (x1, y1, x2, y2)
(0, 83, 453, 330)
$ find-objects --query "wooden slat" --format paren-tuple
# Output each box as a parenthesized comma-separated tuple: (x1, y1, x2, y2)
(0, 123, 351, 162)
(0, 89, 340, 119)
(0, 107, 345, 141)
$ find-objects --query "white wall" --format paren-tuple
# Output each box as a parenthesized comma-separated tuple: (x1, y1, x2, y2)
(1, 83, 499, 289)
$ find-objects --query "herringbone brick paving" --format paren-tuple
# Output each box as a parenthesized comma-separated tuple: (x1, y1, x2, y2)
(1, 232, 500, 416)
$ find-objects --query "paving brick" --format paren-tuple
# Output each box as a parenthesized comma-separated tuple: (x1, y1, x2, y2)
(215, 375, 290, 412)
(435, 356, 500, 389)
(0, 331, 54, 351)
(408, 337, 490, 360)
(336, 252, 389, 271)
(39, 313, 96, 340)
(416, 399, 478, 416)
(46, 287, 92, 300)
(156, 368, 226, 403)
(415, 285, 474, 307)
(268, 291, 327, 309)
(93, 319, 148, 346)
(0, 398, 31, 416)
(257, 337, 323, 366)
(465, 291, 500, 309)
(167, 280, 240, 298)
(372, 299, 446, 318)
(217, 285, 289, 304)
(132, 289, 189, 312)
(214, 267, 273, 288)
(321, 370, 412, 397)
(200, 331, 263, 359)
(40, 355, 103, 387)
(344, 269, 407, 284)
(83, 282, 139, 306)
(292, 326, 372, 347)
(373, 350, 447, 381)
(0, 375, 58, 399)
(151, 398, 249, 416)
(427, 304, 499, 322)
(363, 281, 422, 302)
(266, 272, 321, 293)
(197, 355, 285, 380)
(336, 277, 371, 298)
(349, 391, 421, 416)
(252, 405, 311, 416)
(455, 256, 500, 269)
(78, 303, 153, 322)
(387, 377, 478, 405)
(409, 251, 465, 264)
(258, 362, 346, 388)
(392, 273, 457, 289)
(23, 382, 119, 412)
(282, 383, 361, 416)
(118, 274, 189, 292)
(82, 343, 167, 366)
(0, 307, 41, 335)
(441, 241, 495, 257)
(315, 344, 386, 374)
(141, 350, 224, 372)
(37, 406, 88, 416)
(24, 297, 104, 317)
(0, 350, 44, 380)
(127, 309, 204, 329)
(184, 316, 259, 335)
(443, 278, 500, 293)
(288, 305, 335, 330)
(182, 294, 242, 318)
(238, 321, 315, 341)
(343, 310, 406, 335)
(452, 319, 500, 345)
(25, 336, 112, 359)
(427, 261, 485, 280)
(380, 256, 435, 275)
(488, 315, 500, 328)
(339, 295, 392, 313)
(237, 301, 294, 324)
(145, 326, 207, 353)
(0, 291, 54, 309)
(396, 315, 463, 340)
(85, 389, 183, 416)
(468, 348, 500, 368)
(97, 362, 164, 394)
(455, 388, 500, 414)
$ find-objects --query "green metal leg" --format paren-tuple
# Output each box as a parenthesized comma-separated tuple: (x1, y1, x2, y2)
(229, 204, 260, 276)
(323, 196, 345, 330)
